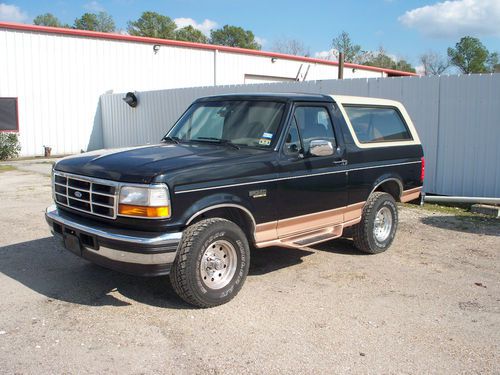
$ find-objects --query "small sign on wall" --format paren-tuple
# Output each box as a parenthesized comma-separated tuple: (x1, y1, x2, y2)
(0, 98, 19, 132)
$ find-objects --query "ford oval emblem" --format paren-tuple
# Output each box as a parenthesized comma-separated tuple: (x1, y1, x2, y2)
(74, 191, 83, 198)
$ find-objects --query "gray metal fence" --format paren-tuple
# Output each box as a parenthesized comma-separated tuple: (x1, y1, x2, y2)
(99, 74, 500, 198)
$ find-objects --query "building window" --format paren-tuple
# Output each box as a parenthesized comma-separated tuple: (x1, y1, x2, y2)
(0, 98, 19, 132)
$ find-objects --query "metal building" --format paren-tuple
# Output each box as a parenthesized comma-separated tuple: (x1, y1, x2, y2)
(0, 22, 415, 157)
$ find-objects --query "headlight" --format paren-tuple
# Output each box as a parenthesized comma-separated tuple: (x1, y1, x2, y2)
(118, 185, 171, 218)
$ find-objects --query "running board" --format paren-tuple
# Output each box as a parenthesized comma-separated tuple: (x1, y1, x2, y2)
(254, 217, 362, 249)
(280, 225, 343, 248)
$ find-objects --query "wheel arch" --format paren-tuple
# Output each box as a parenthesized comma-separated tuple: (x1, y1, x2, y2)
(370, 177, 403, 202)
(185, 201, 257, 245)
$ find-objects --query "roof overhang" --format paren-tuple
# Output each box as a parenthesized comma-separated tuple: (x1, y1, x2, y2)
(0, 21, 418, 77)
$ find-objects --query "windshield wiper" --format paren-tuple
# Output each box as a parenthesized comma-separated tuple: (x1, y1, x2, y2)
(161, 136, 180, 144)
(193, 137, 240, 150)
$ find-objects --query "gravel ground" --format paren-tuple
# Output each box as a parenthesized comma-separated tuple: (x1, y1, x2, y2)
(0, 167, 498, 374)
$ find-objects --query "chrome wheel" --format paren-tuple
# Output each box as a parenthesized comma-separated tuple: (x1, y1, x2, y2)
(200, 240, 237, 290)
(373, 206, 393, 242)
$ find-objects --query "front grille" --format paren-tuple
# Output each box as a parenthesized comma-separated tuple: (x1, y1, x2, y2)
(53, 172, 118, 219)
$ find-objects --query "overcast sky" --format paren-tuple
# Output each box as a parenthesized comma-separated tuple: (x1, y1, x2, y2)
(1, 0, 499, 66)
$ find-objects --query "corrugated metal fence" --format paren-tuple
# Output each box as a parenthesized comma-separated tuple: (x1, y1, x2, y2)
(100, 74, 500, 198)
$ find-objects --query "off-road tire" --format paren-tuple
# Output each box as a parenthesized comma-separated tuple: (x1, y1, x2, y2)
(170, 218, 250, 308)
(353, 192, 398, 254)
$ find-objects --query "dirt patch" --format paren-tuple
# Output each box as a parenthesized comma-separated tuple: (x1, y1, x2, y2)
(0, 170, 499, 374)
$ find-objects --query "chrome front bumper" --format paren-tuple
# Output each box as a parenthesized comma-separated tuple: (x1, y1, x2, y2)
(45, 204, 182, 276)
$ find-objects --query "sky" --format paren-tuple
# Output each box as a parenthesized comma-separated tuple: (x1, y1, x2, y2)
(1, 0, 499, 69)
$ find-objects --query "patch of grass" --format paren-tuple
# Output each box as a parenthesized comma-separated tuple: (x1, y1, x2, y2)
(0, 165, 16, 172)
(14, 155, 69, 161)
(415, 202, 499, 225)
(419, 202, 469, 215)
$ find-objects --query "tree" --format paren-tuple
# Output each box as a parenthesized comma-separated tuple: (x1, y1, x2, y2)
(364, 51, 393, 69)
(487, 52, 500, 73)
(73, 12, 115, 32)
(127, 11, 177, 39)
(447, 36, 491, 74)
(271, 37, 309, 56)
(331, 31, 365, 63)
(364, 47, 416, 73)
(210, 25, 261, 50)
(33, 13, 62, 27)
(175, 26, 208, 43)
(0, 133, 20, 160)
(393, 59, 416, 73)
(419, 52, 449, 76)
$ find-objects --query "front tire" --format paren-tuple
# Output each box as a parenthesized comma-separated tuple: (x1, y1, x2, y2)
(170, 218, 250, 308)
(353, 192, 398, 254)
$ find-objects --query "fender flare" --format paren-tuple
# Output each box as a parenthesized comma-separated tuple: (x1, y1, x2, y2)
(370, 175, 403, 201)
(181, 193, 257, 235)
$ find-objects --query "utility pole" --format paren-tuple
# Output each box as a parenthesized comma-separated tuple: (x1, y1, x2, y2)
(338, 52, 344, 79)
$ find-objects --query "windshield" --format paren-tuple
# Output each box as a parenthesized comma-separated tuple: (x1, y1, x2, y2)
(167, 100, 285, 148)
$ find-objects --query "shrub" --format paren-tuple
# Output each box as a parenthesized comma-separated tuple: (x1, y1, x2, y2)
(0, 133, 21, 160)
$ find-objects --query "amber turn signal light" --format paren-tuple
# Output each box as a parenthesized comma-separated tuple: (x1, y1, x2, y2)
(118, 204, 170, 218)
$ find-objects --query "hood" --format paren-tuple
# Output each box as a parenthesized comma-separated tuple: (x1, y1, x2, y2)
(55, 143, 262, 183)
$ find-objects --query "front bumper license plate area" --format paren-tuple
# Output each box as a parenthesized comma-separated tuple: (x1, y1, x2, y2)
(52, 220, 97, 255)
(46, 205, 182, 276)
(63, 231, 82, 256)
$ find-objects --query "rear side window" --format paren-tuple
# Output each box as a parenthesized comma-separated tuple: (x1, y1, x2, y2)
(344, 106, 412, 143)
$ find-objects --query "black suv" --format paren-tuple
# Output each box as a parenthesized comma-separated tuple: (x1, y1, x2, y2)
(46, 93, 424, 307)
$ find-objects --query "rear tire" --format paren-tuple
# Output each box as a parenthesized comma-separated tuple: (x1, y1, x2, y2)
(170, 218, 250, 308)
(353, 192, 398, 254)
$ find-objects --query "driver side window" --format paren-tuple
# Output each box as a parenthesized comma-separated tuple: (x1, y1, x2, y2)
(294, 106, 336, 153)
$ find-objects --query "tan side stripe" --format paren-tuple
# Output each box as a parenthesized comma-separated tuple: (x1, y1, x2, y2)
(343, 202, 365, 222)
(255, 202, 365, 246)
(254, 221, 277, 243)
(400, 187, 422, 203)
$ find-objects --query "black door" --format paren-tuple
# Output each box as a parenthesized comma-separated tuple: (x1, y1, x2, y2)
(276, 103, 348, 237)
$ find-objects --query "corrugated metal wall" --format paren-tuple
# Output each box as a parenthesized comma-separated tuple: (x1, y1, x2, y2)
(100, 74, 500, 198)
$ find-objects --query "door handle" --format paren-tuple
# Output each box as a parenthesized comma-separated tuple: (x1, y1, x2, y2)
(333, 159, 348, 166)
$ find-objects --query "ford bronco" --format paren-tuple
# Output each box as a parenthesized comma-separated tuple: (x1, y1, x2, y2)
(46, 93, 424, 307)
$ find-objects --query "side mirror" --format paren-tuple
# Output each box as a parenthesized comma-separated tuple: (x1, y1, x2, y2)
(309, 139, 334, 157)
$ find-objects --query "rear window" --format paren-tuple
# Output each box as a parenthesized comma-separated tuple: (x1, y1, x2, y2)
(344, 106, 412, 143)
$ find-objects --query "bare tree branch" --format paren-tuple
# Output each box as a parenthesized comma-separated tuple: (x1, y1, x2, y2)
(420, 51, 449, 76)
(271, 37, 310, 56)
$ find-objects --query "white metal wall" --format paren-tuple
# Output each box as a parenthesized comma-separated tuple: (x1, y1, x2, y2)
(100, 74, 500, 198)
(0, 26, 384, 157)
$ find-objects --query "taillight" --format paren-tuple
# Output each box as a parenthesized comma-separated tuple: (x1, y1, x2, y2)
(420, 157, 425, 183)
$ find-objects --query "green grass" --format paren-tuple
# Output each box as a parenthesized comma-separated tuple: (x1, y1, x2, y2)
(415, 202, 499, 224)
(0, 165, 16, 172)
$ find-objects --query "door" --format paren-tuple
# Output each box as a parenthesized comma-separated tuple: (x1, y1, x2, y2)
(276, 103, 348, 237)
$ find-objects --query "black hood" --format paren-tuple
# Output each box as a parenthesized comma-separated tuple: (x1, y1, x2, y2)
(55, 143, 264, 183)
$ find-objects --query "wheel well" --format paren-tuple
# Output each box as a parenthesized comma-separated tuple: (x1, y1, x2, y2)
(373, 179, 402, 202)
(188, 207, 255, 244)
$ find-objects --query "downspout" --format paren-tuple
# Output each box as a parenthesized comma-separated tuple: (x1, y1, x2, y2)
(214, 49, 218, 86)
